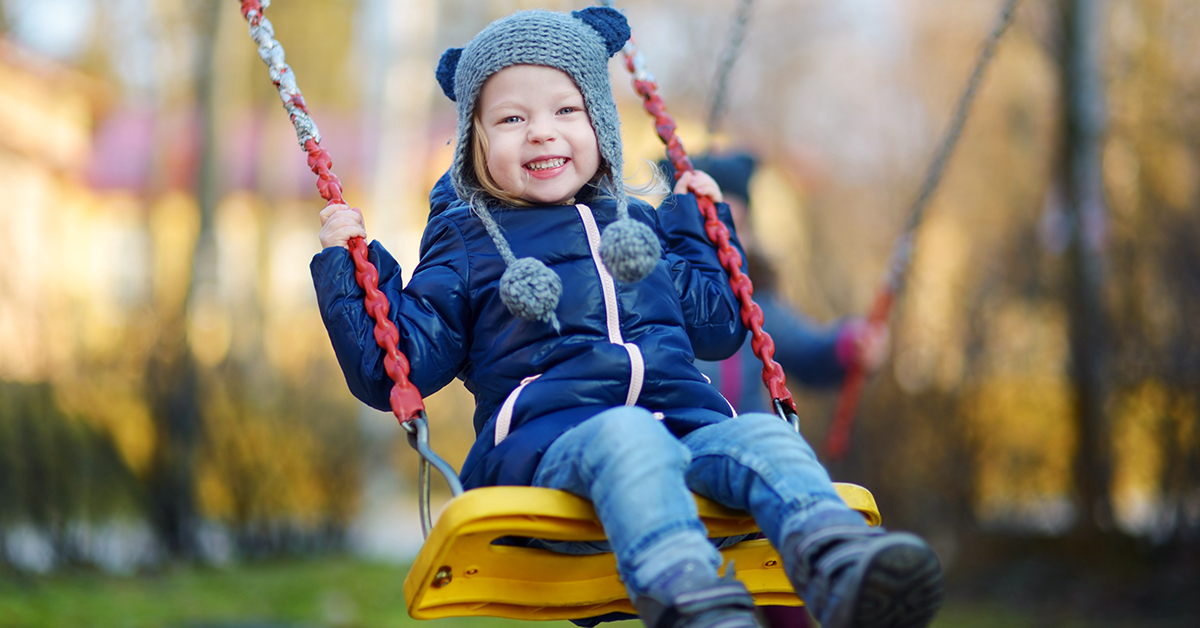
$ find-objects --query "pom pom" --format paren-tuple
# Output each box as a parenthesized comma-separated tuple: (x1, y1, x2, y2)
(600, 218, 660, 283)
(500, 257, 562, 325)
(571, 7, 631, 57)
(436, 48, 463, 101)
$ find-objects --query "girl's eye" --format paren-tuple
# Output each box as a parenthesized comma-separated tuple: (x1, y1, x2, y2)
(500, 115, 522, 124)
(557, 106, 580, 115)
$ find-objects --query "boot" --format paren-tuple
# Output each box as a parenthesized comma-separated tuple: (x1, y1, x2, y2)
(634, 562, 760, 628)
(783, 526, 943, 628)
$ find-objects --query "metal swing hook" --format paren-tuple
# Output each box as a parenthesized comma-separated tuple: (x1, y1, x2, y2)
(774, 398, 801, 435)
(402, 414, 465, 539)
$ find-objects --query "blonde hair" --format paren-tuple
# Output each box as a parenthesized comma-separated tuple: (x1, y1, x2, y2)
(470, 116, 533, 207)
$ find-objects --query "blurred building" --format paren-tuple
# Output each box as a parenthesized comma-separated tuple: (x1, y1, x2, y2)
(0, 37, 112, 383)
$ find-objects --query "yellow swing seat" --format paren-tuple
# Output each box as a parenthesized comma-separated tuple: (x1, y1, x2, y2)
(404, 483, 881, 621)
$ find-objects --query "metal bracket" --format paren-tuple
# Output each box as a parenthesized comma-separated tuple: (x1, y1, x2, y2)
(403, 415, 465, 538)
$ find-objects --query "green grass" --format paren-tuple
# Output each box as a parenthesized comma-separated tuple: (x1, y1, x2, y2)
(0, 557, 1167, 628)
(0, 557, 566, 628)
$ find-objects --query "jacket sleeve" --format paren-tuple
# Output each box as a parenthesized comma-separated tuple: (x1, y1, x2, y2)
(653, 193, 748, 361)
(758, 295, 848, 388)
(310, 215, 473, 411)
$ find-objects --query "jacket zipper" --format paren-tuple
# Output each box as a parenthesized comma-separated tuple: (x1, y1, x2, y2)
(576, 204, 645, 407)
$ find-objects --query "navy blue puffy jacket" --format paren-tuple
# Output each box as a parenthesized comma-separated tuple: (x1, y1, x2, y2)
(311, 175, 747, 489)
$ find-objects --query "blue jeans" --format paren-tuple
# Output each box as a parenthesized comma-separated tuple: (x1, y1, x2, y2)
(530, 406, 866, 600)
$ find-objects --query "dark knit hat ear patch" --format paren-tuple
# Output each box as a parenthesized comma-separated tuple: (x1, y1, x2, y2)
(571, 6, 631, 57)
(436, 47, 463, 101)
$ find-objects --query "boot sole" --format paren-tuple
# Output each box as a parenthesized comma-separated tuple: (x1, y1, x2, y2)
(829, 533, 944, 628)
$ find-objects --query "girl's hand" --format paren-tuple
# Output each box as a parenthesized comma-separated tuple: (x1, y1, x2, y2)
(319, 203, 367, 250)
(673, 170, 724, 204)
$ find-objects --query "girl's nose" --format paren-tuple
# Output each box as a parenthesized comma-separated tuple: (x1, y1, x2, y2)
(527, 117, 556, 143)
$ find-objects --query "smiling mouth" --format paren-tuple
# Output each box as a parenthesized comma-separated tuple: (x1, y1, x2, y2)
(525, 157, 567, 171)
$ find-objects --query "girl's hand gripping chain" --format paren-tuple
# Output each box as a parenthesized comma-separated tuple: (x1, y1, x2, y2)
(319, 204, 368, 250)
(675, 170, 724, 204)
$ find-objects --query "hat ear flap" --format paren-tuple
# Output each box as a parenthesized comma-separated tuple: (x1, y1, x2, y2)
(571, 6, 631, 57)
(436, 47, 464, 101)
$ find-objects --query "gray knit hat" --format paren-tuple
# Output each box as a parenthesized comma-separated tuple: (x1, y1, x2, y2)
(435, 7, 661, 329)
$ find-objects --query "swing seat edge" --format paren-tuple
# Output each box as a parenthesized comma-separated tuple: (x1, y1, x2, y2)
(404, 483, 879, 620)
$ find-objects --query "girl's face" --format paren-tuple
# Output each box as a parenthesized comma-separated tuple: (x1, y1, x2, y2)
(477, 65, 601, 206)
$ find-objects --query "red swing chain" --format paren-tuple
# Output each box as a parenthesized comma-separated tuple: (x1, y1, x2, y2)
(619, 40, 797, 417)
(239, 0, 425, 423)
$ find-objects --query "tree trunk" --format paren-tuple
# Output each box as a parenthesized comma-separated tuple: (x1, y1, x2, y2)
(1060, 0, 1113, 532)
(145, 0, 224, 559)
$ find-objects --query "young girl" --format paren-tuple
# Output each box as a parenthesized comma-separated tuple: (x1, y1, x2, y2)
(311, 8, 943, 628)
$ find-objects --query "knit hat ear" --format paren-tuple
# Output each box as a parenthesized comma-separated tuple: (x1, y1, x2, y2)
(570, 6, 631, 57)
(435, 48, 463, 101)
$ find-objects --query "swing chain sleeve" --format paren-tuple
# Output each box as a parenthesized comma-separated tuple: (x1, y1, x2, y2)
(239, 0, 425, 423)
(621, 40, 796, 416)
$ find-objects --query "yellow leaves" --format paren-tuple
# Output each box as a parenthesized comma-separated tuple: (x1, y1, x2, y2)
(263, 310, 333, 383)
(261, 204, 332, 382)
(1145, 140, 1197, 212)
(75, 193, 155, 360)
(56, 380, 157, 477)
(150, 191, 200, 315)
(0, 157, 150, 381)
(1112, 380, 1166, 530)
(980, 300, 1070, 378)
(962, 300, 1075, 526)
(1111, 381, 1197, 531)
(200, 390, 356, 525)
(1104, 137, 1141, 217)
(422, 383, 481, 474)
(259, 0, 360, 110)
(966, 375, 1075, 527)
(197, 463, 235, 520)
(894, 217, 973, 393)
(187, 193, 267, 369)
(0, 155, 58, 381)
(100, 395, 157, 478)
(188, 286, 233, 368)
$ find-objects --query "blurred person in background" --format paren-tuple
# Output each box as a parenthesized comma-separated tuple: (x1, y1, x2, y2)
(661, 152, 889, 413)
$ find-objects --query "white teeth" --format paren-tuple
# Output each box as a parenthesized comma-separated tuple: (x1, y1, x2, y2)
(526, 157, 566, 171)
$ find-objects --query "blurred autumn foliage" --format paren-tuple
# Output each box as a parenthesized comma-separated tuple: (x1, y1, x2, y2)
(0, 0, 1197, 619)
